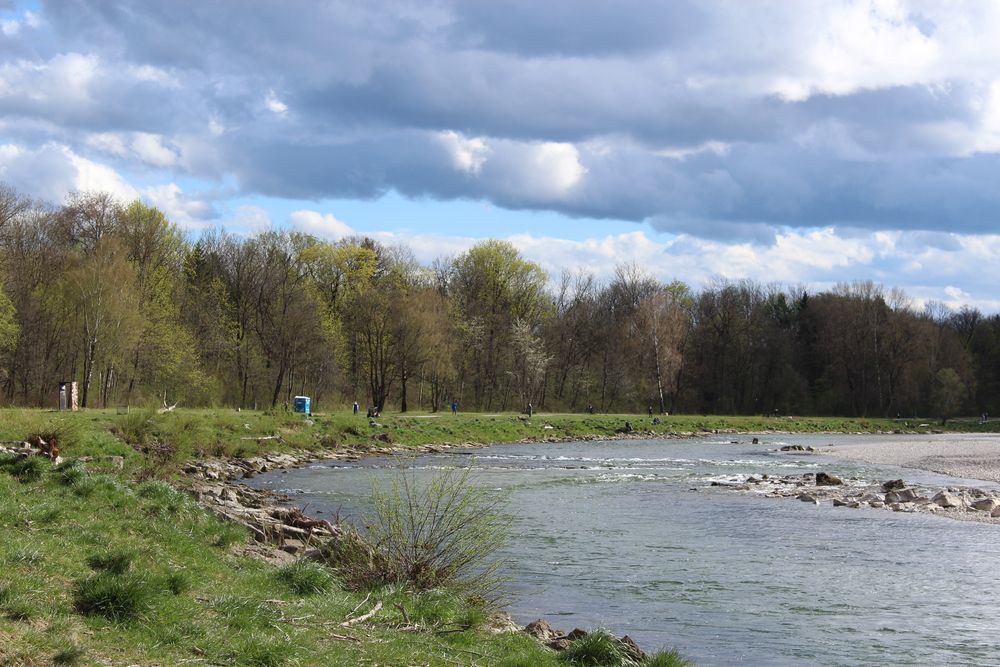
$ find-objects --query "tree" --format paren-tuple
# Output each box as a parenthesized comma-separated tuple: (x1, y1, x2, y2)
(52, 239, 141, 407)
(451, 240, 548, 409)
(0, 282, 18, 356)
(933, 368, 966, 424)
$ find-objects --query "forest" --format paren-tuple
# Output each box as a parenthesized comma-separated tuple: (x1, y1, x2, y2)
(0, 183, 997, 419)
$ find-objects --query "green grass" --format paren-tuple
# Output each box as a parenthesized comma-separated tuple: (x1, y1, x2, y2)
(2, 404, 984, 664)
(559, 630, 638, 666)
(275, 560, 337, 596)
(1, 407, 993, 482)
(0, 451, 561, 666)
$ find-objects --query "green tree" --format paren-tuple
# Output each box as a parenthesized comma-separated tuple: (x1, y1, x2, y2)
(933, 367, 966, 424)
(451, 240, 548, 409)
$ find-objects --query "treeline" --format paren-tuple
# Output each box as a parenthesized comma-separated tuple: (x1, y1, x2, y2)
(0, 184, 998, 418)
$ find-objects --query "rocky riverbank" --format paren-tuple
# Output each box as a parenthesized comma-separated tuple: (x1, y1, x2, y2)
(709, 466, 1000, 525)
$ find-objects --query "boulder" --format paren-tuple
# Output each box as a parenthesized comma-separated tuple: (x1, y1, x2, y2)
(815, 472, 844, 486)
(932, 491, 961, 508)
(524, 619, 558, 641)
(971, 498, 999, 513)
(566, 629, 588, 641)
(991, 506, 1000, 518)
(620, 636, 647, 662)
(885, 488, 919, 503)
(797, 493, 819, 504)
(832, 499, 849, 507)
(547, 638, 572, 651)
(882, 479, 906, 491)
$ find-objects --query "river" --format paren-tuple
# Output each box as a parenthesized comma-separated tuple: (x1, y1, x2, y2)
(247, 434, 1000, 666)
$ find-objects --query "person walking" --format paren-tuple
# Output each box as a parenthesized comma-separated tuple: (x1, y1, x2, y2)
(353, 400, 359, 415)
(451, 399, 458, 415)
(527, 402, 533, 418)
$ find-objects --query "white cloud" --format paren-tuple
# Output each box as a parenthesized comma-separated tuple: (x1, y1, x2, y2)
(227, 205, 273, 234)
(438, 130, 490, 175)
(0, 53, 99, 105)
(0, 141, 138, 202)
(265, 90, 288, 115)
(288, 210, 353, 240)
(141, 183, 215, 230)
(131, 133, 179, 168)
(87, 132, 179, 168)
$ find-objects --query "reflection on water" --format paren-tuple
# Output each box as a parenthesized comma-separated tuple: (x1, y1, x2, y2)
(248, 434, 1000, 667)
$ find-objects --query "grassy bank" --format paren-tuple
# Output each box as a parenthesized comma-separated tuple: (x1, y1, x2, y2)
(2, 408, 994, 476)
(1, 408, 995, 665)
(0, 460, 558, 666)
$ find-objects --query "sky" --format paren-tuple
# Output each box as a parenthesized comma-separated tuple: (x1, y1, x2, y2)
(1, 1, 1000, 311)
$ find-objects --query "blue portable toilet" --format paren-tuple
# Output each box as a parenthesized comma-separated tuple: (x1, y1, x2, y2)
(293, 395, 311, 415)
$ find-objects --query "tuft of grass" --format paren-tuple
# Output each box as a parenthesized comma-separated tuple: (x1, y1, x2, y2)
(558, 630, 638, 667)
(275, 560, 336, 596)
(53, 458, 86, 486)
(6, 546, 43, 565)
(72, 571, 156, 623)
(86, 549, 135, 575)
(0, 454, 47, 482)
(137, 479, 191, 517)
(113, 409, 159, 447)
(52, 644, 87, 666)
(645, 648, 695, 667)
(212, 597, 282, 632)
(226, 636, 294, 667)
(0, 583, 35, 621)
(163, 570, 191, 595)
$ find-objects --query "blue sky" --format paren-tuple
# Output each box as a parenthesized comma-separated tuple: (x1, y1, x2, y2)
(2, 1, 1000, 310)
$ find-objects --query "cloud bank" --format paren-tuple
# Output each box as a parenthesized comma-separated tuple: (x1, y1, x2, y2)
(1, 0, 999, 308)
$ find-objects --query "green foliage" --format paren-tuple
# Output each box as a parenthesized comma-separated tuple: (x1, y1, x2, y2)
(114, 408, 159, 446)
(367, 466, 510, 599)
(933, 367, 966, 424)
(0, 454, 46, 482)
(52, 644, 87, 666)
(558, 630, 638, 667)
(645, 648, 696, 667)
(0, 280, 18, 354)
(53, 458, 86, 486)
(226, 636, 295, 667)
(86, 549, 136, 575)
(72, 571, 157, 622)
(275, 560, 336, 596)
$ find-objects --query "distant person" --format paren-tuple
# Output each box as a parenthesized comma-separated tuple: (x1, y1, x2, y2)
(587, 404, 594, 414)
(353, 401, 359, 415)
(648, 404, 653, 416)
(527, 402, 533, 418)
(451, 399, 458, 415)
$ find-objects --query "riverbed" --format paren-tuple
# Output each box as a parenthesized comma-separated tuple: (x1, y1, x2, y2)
(247, 434, 1000, 666)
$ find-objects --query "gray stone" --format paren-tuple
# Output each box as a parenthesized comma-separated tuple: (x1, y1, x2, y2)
(524, 619, 558, 641)
(971, 498, 999, 513)
(882, 479, 907, 491)
(816, 472, 844, 486)
(885, 488, 919, 503)
(932, 491, 962, 508)
(797, 493, 819, 504)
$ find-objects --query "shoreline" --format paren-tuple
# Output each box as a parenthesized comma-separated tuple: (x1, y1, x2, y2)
(180, 428, 1000, 660)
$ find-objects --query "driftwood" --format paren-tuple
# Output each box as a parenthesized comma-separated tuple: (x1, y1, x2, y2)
(341, 600, 382, 627)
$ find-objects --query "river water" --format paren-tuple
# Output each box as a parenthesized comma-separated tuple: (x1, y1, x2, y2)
(247, 434, 1000, 666)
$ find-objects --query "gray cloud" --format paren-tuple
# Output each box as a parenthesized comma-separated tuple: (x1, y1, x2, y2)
(5, 1, 1000, 241)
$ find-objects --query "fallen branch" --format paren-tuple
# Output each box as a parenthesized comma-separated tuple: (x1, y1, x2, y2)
(393, 602, 411, 625)
(341, 600, 382, 627)
(240, 435, 281, 441)
(347, 593, 371, 617)
(329, 633, 361, 643)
